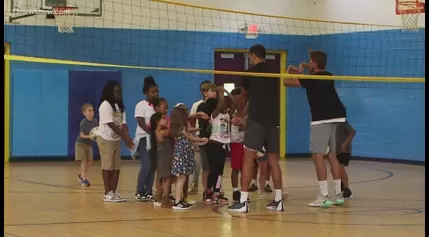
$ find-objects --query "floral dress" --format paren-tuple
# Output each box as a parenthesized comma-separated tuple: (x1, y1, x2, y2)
(171, 135, 196, 176)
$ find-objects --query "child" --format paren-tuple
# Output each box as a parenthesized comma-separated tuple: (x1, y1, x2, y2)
(134, 76, 159, 202)
(149, 112, 173, 208)
(336, 120, 356, 199)
(76, 103, 98, 187)
(189, 80, 212, 194)
(204, 86, 233, 205)
(229, 88, 245, 202)
(196, 82, 218, 201)
(170, 107, 208, 210)
(97, 80, 134, 202)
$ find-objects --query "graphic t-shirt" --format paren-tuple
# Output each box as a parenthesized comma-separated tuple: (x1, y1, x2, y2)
(209, 112, 231, 144)
(98, 100, 126, 141)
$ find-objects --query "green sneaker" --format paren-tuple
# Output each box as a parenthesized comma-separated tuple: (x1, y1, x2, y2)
(308, 194, 333, 208)
(333, 192, 345, 206)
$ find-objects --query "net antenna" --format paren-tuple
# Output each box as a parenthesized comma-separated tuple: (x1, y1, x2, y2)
(396, 0, 425, 31)
(51, 6, 79, 34)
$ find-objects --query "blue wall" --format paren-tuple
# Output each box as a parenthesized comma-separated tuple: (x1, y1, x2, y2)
(4, 25, 425, 161)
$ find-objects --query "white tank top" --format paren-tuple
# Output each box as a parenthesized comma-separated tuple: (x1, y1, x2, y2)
(209, 113, 231, 144)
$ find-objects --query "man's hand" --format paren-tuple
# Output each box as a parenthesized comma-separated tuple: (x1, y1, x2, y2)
(196, 112, 209, 120)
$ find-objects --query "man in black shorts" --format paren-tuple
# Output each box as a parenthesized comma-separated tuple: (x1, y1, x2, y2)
(228, 44, 284, 213)
(284, 50, 346, 207)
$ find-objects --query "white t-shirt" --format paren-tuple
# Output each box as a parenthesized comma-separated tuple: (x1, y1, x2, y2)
(134, 100, 155, 150)
(230, 110, 244, 143)
(98, 101, 127, 141)
(209, 113, 231, 144)
(134, 100, 155, 136)
(190, 100, 204, 135)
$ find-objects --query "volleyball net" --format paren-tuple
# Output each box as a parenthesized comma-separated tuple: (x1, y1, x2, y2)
(4, 0, 425, 83)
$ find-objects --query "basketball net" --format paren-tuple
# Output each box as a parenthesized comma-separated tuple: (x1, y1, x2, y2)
(53, 6, 78, 34)
(398, 2, 425, 31)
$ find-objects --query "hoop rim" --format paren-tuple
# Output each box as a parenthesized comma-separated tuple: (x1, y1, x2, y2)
(396, 1, 425, 15)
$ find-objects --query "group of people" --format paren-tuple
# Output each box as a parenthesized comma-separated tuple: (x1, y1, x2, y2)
(73, 44, 356, 213)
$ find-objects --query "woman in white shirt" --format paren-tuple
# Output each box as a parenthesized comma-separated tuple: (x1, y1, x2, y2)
(97, 80, 134, 202)
(134, 76, 159, 202)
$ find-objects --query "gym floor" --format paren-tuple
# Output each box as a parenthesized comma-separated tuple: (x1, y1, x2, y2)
(4, 159, 425, 237)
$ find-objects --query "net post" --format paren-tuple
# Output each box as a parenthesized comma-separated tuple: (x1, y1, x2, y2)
(279, 52, 287, 160)
(4, 43, 11, 163)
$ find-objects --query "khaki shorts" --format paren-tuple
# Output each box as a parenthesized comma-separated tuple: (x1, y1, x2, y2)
(75, 143, 93, 162)
(96, 136, 121, 170)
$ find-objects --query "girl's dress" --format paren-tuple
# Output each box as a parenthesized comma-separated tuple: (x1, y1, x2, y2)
(171, 134, 196, 176)
(156, 137, 174, 180)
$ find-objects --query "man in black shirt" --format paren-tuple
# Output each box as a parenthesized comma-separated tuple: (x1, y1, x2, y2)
(228, 44, 285, 213)
(284, 50, 346, 208)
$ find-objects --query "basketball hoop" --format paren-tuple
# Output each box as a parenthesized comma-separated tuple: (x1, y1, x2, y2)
(52, 6, 79, 34)
(396, 0, 425, 31)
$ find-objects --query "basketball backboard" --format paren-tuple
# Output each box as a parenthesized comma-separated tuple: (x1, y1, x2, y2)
(11, 0, 102, 17)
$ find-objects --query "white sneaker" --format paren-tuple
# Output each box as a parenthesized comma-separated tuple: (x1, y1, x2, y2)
(113, 191, 127, 202)
(153, 200, 162, 207)
(104, 191, 121, 203)
(308, 193, 333, 207)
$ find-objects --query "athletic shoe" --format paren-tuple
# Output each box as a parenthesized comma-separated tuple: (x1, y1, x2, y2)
(308, 194, 333, 207)
(232, 191, 240, 202)
(135, 193, 148, 202)
(81, 179, 90, 187)
(153, 200, 162, 207)
(343, 188, 353, 199)
(114, 191, 127, 202)
(228, 201, 249, 213)
(212, 194, 229, 205)
(248, 184, 258, 192)
(266, 199, 285, 211)
(333, 192, 345, 206)
(264, 184, 273, 193)
(145, 193, 155, 202)
(77, 174, 83, 183)
(172, 200, 192, 210)
(184, 198, 196, 205)
(169, 194, 176, 203)
(104, 191, 121, 203)
(204, 190, 213, 205)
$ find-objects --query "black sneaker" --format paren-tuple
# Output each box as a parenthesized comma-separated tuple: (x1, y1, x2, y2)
(228, 201, 249, 213)
(81, 179, 90, 187)
(233, 191, 240, 202)
(172, 200, 192, 210)
(135, 193, 148, 202)
(264, 184, 273, 193)
(266, 199, 285, 211)
(145, 193, 155, 202)
(248, 184, 258, 192)
(343, 188, 353, 199)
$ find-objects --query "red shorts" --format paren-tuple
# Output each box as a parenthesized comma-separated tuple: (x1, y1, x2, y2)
(230, 142, 244, 170)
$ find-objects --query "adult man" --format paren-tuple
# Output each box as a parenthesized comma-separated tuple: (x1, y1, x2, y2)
(284, 50, 346, 207)
(228, 44, 284, 213)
